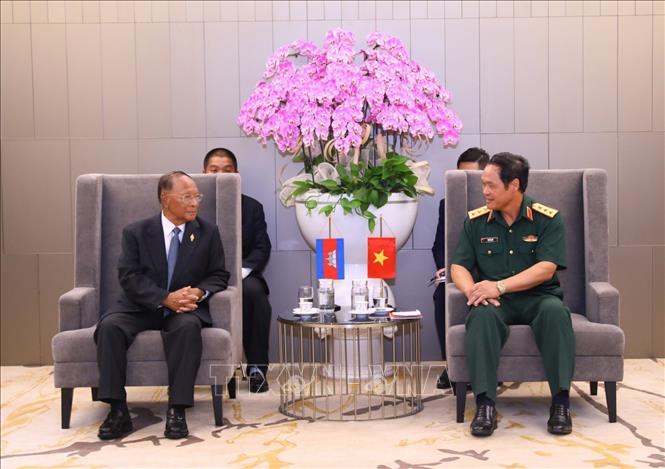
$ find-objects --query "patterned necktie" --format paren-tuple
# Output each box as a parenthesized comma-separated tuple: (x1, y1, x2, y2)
(167, 227, 181, 289)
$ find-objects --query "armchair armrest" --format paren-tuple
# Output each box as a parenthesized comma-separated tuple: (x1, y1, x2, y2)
(209, 287, 242, 365)
(445, 284, 468, 328)
(58, 287, 97, 332)
(209, 287, 241, 333)
(586, 282, 619, 325)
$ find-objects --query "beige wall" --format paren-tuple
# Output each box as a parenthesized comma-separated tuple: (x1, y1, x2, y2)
(1, 0, 664, 364)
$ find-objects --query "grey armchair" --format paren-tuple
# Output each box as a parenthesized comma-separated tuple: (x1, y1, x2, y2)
(445, 169, 624, 423)
(51, 174, 243, 428)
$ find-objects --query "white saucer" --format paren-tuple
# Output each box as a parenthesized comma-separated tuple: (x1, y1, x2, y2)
(293, 307, 319, 316)
(370, 306, 394, 317)
(351, 309, 371, 320)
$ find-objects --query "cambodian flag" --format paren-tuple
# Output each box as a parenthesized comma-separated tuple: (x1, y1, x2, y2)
(316, 238, 345, 279)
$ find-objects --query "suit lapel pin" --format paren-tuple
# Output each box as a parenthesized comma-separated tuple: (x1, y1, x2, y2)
(190, 233, 195, 242)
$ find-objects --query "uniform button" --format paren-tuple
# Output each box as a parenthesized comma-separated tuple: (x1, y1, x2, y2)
(509, 229, 512, 233)
(509, 249, 514, 255)
(487, 250, 492, 255)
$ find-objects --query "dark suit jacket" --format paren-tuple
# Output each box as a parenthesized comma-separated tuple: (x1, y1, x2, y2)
(432, 198, 445, 269)
(106, 213, 230, 325)
(241, 195, 271, 294)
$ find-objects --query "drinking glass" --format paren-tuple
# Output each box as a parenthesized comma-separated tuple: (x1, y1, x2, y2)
(351, 279, 369, 311)
(373, 284, 387, 309)
(298, 285, 314, 311)
(318, 281, 335, 314)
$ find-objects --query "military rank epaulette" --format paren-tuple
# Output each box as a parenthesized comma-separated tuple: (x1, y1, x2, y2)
(467, 205, 490, 220)
(532, 202, 558, 218)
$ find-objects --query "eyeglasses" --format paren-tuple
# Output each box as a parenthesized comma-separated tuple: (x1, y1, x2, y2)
(172, 193, 204, 204)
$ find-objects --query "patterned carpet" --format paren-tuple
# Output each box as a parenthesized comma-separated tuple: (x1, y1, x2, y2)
(1, 360, 663, 468)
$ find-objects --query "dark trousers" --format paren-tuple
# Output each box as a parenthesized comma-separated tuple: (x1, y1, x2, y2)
(464, 292, 575, 402)
(94, 311, 204, 407)
(433, 283, 446, 360)
(242, 276, 272, 374)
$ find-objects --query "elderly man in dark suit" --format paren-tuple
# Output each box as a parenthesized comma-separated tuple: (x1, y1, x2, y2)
(94, 171, 229, 440)
(204, 148, 273, 393)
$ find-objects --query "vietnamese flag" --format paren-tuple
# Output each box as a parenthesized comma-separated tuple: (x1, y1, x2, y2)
(367, 237, 396, 279)
(316, 238, 345, 279)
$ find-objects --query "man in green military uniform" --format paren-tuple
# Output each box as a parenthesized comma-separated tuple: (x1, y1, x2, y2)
(450, 152, 575, 437)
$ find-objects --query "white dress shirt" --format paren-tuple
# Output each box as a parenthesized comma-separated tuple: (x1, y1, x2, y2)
(161, 212, 185, 258)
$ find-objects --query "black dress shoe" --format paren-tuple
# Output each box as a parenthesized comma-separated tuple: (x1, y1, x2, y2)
(249, 370, 269, 393)
(164, 407, 189, 439)
(98, 408, 132, 440)
(547, 404, 572, 435)
(470, 404, 497, 437)
(436, 368, 451, 389)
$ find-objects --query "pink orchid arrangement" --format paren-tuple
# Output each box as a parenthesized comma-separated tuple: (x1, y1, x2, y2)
(237, 29, 462, 157)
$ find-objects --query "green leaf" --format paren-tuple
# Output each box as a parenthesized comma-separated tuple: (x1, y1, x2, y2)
(348, 199, 362, 209)
(369, 189, 379, 206)
(353, 187, 368, 202)
(319, 204, 335, 217)
(290, 184, 313, 199)
(305, 199, 318, 210)
(376, 191, 389, 208)
(318, 179, 341, 191)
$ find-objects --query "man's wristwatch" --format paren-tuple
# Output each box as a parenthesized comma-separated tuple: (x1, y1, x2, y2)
(496, 280, 507, 296)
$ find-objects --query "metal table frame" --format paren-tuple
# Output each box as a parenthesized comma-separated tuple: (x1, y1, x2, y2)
(277, 314, 422, 421)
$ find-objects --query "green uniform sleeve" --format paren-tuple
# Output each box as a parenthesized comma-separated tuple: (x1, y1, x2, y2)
(535, 212, 567, 270)
(451, 218, 476, 271)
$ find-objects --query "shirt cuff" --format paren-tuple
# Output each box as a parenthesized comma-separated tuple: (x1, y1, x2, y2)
(197, 290, 210, 303)
(241, 268, 251, 279)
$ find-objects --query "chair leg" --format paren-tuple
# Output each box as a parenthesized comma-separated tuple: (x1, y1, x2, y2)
(590, 381, 598, 395)
(605, 381, 617, 423)
(228, 376, 237, 400)
(61, 388, 73, 429)
(91, 387, 99, 401)
(211, 384, 224, 426)
(455, 382, 467, 423)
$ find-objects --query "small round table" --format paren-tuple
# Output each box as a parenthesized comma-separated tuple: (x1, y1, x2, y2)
(277, 310, 422, 421)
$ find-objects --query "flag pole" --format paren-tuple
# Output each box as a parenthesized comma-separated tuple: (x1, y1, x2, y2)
(328, 216, 332, 239)
(380, 215, 383, 237)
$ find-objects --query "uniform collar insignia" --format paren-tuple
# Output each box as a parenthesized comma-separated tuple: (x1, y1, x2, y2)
(526, 206, 534, 222)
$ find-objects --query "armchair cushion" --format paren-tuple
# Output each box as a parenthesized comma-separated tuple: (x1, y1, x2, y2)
(52, 327, 231, 364)
(447, 313, 624, 359)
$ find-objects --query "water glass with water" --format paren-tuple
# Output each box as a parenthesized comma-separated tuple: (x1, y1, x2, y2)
(373, 284, 388, 309)
(298, 285, 313, 312)
(351, 279, 369, 311)
(318, 280, 335, 314)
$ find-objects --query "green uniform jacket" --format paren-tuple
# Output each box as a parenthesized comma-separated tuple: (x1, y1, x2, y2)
(451, 194, 567, 298)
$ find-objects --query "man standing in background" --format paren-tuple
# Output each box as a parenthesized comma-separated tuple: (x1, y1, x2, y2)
(204, 148, 273, 393)
(432, 148, 489, 389)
